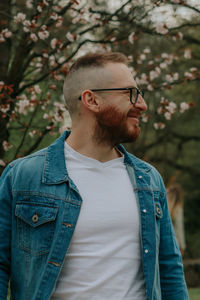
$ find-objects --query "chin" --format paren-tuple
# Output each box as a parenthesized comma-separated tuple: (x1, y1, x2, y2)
(126, 126, 140, 142)
(119, 130, 140, 144)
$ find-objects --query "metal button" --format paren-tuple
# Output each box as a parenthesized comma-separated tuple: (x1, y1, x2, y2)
(145, 249, 149, 254)
(156, 206, 161, 215)
(32, 213, 39, 223)
(143, 209, 147, 213)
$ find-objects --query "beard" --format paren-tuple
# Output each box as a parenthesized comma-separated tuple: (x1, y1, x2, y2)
(93, 105, 141, 147)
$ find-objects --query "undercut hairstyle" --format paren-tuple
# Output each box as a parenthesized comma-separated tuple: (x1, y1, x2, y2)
(63, 52, 129, 118)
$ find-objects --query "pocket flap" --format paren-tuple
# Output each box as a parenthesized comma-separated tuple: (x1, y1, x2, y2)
(15, 203, 58, 228)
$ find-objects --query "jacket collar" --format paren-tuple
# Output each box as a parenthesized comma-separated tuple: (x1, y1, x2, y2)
(42, 131, 68, 184)
(42, 131, 151, 185)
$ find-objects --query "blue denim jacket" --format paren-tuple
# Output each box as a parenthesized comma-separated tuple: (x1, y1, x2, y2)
(0, 131, 188, 300)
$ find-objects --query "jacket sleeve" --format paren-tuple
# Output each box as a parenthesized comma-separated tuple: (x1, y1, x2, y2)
(0, 165, 13, 299)
(158, 178, 189, 299)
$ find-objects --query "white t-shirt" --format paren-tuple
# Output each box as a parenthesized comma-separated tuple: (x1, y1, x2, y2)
(51, 143, 147, 300)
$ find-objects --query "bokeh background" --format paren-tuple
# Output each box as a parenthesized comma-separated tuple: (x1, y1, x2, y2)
(0, 0, 199, 297)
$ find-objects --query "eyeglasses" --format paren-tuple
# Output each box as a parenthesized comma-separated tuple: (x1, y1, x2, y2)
(78, 87, 144, 104)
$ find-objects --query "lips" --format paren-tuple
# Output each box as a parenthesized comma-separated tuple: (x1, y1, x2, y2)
(127, 109, 141, 119)
(127, 111, 141, 126)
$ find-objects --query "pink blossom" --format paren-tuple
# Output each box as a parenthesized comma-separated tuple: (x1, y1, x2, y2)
(26, 0, 33, 8)
(0, 34, 5, 43)
(58, 56, 66, 64)
(173, 73, 179, 80)
(147, 84, 154, 91)
(34, 85, 41, 94)
(143, 48, 150, 54)
(43, 53, 48, 58)
(0, 81, 5, 90)
(157, 107, 163, 115)
(137, 73, 148, 85)
(54, 102, 66, 111)
(165, 74, 173, 83)
(0, 159, 6, 167)
(155, 23, 168, 35)
(148, 60, 154, 65)
(166, 102, 177, 114)
(2, 29, 12, 38)
(56, 17, 63, 27)
(184, 72, 193, 79)
(14, 13, 26, 24)
(153, 122, 166, 130)
(54, 112, 64, 123)
(180, 102, 189, 113)
(23, 20, 31, 32)
(190, 67, 198, 72)
(51, 38, 57, 49)
(43, 0, 49, 6)
(128, 32, 135, 44)
(178, 32, 183, 40)
(184, 48, 192, 59)
(150, 70, 159, 81)
(29, 130, 37, 138)
(140, 54, 146, 61)
(43, 113, 49, 119)
(141, 114, 148, 123)
(16, 99, 29, 115)
(50, 13, 59, 21)
(160, 62, 167, 69)
(30, 33, 38, 42)
(164, 112, 172, 120)
(72, 15, 83, 24)
(3, 141, 13, 151)
(49, 55, 56, 67)
(58, 0, 70, 8)
(171, 0, 181, 3)
(0, 104, 10, 113)
(66, 32, 74, 42)
(37, 5, 43, 13)
(54, 74, 63, 81)
(160, 97, 168, 105)
(38, 30, 49, 40)
(161, 53, 169, 59)
(59, 125, 70, 134)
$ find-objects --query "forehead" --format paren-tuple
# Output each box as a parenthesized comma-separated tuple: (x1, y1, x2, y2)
(104, 63, 136, 87)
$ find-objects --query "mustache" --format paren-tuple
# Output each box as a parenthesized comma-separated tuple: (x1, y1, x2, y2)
(127, 109, 142, 118)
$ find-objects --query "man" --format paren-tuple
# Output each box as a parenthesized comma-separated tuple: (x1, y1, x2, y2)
(0, 52, 189, 299)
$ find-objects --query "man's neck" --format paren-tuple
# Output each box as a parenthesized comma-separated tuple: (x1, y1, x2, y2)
(66, 131, 122, 163)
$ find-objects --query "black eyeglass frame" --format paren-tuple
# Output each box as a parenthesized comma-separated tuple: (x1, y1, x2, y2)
(78, 87, 144, 104)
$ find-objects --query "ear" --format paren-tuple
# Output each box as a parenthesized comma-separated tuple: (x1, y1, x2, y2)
(80, 90, 100, 112)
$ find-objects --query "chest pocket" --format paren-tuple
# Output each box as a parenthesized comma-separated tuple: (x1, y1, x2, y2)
(15, 203, 58, 255)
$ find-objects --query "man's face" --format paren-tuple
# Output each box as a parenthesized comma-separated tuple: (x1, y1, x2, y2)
(93, 63, 148, 146)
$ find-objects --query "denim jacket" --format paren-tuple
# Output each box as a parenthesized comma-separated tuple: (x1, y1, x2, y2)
(0, 131, 189, 300)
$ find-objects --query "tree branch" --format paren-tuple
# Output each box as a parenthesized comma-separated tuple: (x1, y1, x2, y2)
(150, 157, 200, 177)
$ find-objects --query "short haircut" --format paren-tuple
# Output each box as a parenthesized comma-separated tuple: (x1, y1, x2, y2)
(63, 51, 128, 117)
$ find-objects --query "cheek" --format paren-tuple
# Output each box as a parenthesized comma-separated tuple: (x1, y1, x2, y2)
(97, 106, 126, 125)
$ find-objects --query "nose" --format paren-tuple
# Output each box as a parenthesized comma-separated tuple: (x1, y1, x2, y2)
(135, 94, 148, 112)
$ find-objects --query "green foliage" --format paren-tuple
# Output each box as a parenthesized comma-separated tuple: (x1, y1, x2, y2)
(189, 288, 200, 300)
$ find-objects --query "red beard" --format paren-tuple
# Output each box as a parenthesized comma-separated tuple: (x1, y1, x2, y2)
(93, 105, 141, 146)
